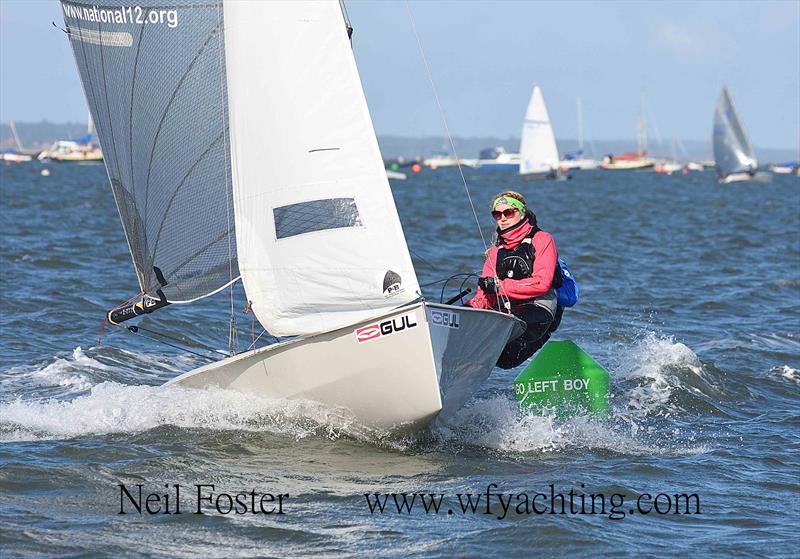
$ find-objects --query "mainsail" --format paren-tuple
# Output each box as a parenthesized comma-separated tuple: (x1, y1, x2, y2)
(63, 0, 419, 336)
(519, 85, 560, 175)
(713, 87, 757, 180)
(62, 0, 238, 304)
(223, 1, 419, 336)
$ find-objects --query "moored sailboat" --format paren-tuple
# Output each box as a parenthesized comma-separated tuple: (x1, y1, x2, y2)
(1, 121, 33, 163)
(560, 97, 598, 170)
(61, 0, 523, 432)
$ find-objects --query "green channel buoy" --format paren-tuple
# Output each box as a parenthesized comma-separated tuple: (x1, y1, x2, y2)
(513, 340, 611, 418)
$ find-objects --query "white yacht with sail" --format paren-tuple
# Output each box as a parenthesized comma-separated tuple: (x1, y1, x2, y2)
(61, 0, 523, 432)
(518, 85, 561, 179)
(37, 113, 102, 163)
(1, 121, 32, 162)
(712, 87, 764, 183)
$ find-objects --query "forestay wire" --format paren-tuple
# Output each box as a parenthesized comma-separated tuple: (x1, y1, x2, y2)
(403, 1, 487, 250)
(216, 0, 238, 355)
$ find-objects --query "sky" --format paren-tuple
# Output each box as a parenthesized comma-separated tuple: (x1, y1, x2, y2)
(1, 0, 798, 150)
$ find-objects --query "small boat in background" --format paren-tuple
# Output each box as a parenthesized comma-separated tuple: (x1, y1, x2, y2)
(769, 161, 799, 175)
(561, 149, 598, 170)
(712, 87, 768, 183)
(423, 152, 458, 169)
(386, 169, 407, 180)
(37, 136, 103, 163)
(476, 146, 520, 169)
(654, 137, 685, 175)
(600, 108, 654, 170)
(1, 121, 32, 163)
(600, 151, 654, 170)
(1, 150, 32, 163)
(37, 114, 103, 163)
(519, 85, 561, 179)
(560, 97, 598, 170)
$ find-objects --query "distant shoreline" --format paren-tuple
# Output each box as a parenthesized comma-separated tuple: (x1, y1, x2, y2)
(2, 121, 797, 163)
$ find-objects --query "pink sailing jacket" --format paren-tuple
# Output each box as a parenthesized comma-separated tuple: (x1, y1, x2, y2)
(465, 218, 558, 311)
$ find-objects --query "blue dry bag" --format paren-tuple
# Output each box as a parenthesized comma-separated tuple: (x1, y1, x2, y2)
(556, 260, 579, 307)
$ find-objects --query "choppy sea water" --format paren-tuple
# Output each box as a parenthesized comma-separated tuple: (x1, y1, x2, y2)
(1, 162, 798, 557)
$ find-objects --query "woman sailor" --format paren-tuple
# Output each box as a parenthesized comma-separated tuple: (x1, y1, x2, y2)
(465, 191, 563, 369)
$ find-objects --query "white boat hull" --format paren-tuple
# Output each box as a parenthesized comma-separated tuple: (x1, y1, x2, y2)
(600, 159, 655, 170)
(560, 159, 598, 170)
(719, 171, 772, 184)
(167, 301, 524, 432)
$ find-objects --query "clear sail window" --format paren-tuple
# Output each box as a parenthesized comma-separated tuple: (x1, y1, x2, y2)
(274, 198, 363, 239)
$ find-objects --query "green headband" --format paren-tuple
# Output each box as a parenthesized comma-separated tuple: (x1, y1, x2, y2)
(492, 196, 526, 215)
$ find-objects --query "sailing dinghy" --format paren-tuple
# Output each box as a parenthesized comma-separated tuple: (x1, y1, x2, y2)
(61, 0, 523, 432)
(519, 85, 562, 179)
(713, 87, 765, 183)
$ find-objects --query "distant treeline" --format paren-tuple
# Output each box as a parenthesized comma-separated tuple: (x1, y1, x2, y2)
(2, 122, 796, 163)
(1, 121, 90, 149)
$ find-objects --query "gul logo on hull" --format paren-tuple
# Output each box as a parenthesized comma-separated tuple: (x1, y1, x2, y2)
(355, 312, 418, 343)
(430, 309, 460, 329)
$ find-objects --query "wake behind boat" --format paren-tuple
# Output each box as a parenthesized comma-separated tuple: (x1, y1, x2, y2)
(61, 0, 524, 433)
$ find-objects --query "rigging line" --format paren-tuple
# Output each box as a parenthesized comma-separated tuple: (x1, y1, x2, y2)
(117, 323, 221, 360)
(408, 247, 437, 271)
(215, 0, 237, 355)
(403, 0, 487, 250)
(420, 273, 474, 287)
(440, 273, 477, 304)
(246, 329, 282, 352)
(120, 325, 218, 362)
(339, 0, 353, 42)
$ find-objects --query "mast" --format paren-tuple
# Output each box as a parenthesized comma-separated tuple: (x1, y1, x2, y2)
(577, 97, 584, 152)
(9, 120, 24, 151)
(637, 92, 647, 155)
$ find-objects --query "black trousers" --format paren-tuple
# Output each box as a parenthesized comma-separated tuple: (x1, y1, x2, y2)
(496, 305, 563, 370)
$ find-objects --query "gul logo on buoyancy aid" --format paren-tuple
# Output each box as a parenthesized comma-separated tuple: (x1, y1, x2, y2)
(495, 228, 564, 288)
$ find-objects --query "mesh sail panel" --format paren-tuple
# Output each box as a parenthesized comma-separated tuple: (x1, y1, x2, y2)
(61, 0, 238, 302)
(274, 198, 362, 240)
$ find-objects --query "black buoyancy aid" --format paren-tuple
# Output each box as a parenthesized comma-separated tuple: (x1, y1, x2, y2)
(495, 226, 563, 289)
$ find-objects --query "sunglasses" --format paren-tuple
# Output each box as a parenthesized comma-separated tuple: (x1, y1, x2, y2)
(491, 208, 519, 220)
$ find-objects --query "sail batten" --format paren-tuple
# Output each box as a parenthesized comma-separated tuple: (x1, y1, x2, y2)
(62, 0, 238, 303)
